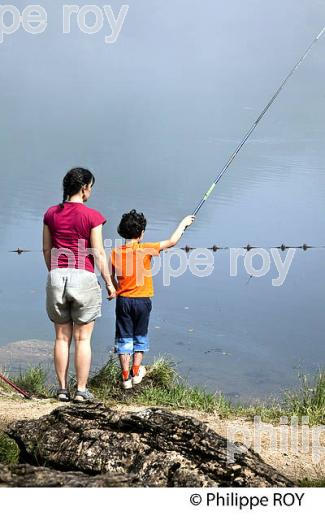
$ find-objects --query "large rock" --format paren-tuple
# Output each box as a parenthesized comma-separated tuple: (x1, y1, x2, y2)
(0, 464, 139, 487)
(7, 403, 294, 487)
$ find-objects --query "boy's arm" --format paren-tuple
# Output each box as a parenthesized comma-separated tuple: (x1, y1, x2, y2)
(159, 215, 195, 251)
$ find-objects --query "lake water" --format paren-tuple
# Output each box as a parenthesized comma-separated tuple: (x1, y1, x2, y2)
(1, 0, 325, 401)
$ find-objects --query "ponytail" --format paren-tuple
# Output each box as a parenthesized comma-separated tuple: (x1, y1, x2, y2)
(60, 188, 68, 209)
(60, 167, 95, 210)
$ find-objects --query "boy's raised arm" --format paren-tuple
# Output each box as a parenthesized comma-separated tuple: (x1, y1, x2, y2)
(159, 215, 195, 251)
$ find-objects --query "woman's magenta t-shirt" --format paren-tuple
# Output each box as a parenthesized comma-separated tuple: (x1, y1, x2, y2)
(44, 202, 107, 272)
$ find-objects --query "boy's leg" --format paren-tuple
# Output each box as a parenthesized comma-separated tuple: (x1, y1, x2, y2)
(115, 297, 134, 383)
(132, 351, 144, 376)
(132, 298, 152, 380)
(119, 354, 131, 381)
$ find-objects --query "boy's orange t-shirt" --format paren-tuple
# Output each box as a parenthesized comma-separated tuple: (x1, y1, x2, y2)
(111, 242, 161, 298)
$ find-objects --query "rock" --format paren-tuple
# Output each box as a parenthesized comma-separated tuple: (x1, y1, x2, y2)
(7, 403, 294, 487)
(0, 464, 139, 487)
(0, 339, 52, 368)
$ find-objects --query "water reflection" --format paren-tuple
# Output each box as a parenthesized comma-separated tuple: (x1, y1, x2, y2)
(1, 0, 325, 400)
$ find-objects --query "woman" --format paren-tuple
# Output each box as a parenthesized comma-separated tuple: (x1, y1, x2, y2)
(43, 168, 115, 402)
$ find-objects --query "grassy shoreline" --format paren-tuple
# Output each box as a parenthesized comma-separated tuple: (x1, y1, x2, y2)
(2, 357, 324, 425)
(0, 359, 324, 487)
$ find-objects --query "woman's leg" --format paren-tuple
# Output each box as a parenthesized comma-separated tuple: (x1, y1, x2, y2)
(54, 322, 73, 389)
(74, 321, 95, 391)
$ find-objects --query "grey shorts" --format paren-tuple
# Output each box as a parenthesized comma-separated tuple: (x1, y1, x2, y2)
(46, 268, 102, 325)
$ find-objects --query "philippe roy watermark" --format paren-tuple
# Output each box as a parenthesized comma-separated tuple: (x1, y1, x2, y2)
(47, 240, 297, 287)
(226, 415, 325, 465)
(230, 247, 296, 287)
(0, 3, 129, 44)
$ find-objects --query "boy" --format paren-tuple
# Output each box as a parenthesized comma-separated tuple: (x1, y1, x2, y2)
(110, 210, 195, 389)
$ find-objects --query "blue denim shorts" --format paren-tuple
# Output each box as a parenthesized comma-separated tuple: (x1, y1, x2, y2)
(115, 296, 152, 355)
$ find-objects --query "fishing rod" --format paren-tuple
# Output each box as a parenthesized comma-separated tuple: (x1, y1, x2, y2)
(193, 25, 325, 216)
(0, 372, 31, 399)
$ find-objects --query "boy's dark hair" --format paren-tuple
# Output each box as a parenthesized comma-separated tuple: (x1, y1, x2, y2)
(118, 210, 147, 239)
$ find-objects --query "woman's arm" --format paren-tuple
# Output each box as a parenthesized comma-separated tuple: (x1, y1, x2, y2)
(107, 258, 119, 300)
(43, 224, 52, 271)
(90, 225, 116, 299)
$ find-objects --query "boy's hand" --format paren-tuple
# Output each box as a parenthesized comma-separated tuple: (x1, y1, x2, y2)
(182, 215, 196, 228)
(160, 215, 196, 251)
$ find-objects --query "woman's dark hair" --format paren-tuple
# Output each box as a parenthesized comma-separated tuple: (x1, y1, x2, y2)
(118, 210, 147, 239)
(60, 167, 95, 208)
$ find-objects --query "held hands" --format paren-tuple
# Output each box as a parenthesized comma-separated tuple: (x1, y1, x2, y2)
(106, 283, 117, 301)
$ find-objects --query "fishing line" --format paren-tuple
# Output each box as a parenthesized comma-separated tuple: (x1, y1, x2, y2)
(192, 26, 325, 215)
(6, 243, 325, 254)
(6, 29, 325, 259)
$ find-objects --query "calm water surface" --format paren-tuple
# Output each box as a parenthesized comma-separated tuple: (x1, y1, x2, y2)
(1, 0, 325, 401)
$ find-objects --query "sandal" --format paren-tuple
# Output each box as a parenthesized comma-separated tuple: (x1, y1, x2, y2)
(56, 389, 70, 402)
(74, 389, 95, 403)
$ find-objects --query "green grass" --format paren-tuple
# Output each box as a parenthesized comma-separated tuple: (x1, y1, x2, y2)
(0, 368, 12, 393)
(233, 400, 285, 423)
(230, 371, 324, 425)
(298, 478, 325, 487)
(135, 384, 232, 414)
(0, 432, 20, 465)
(283, 371, 325, 425)
(3, 358, 325, 425)
(0, 377, 9, 393)
(89, 356, 122, 400)
(89, 354, 256, 417)
(89, 356, 233, 414)
(144, 356, 178, 388)
(12, 366, 51, 398)
(89, 358, 325, 423)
